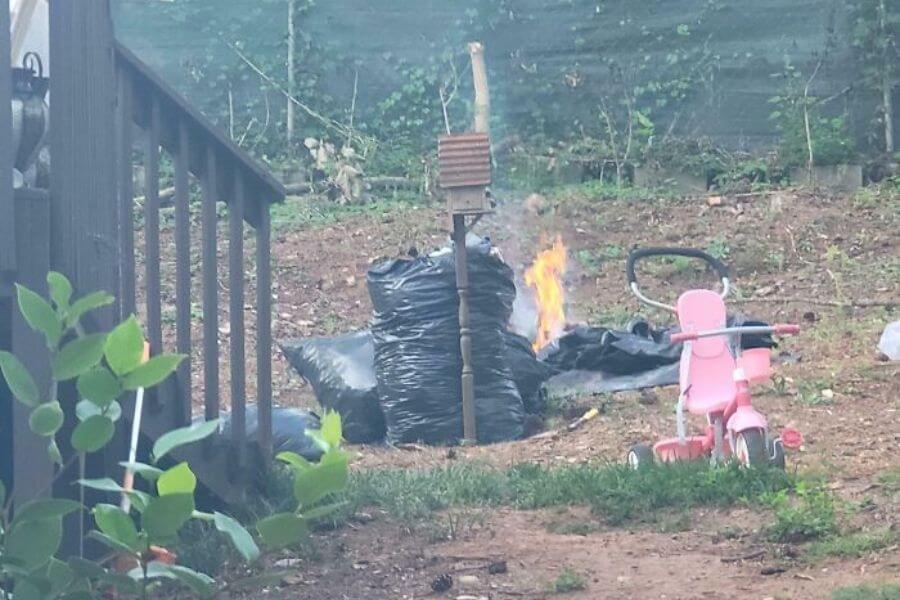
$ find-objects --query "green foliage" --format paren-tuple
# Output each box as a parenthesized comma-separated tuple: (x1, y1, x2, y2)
(763, 482, 838, 542)
(261, 411, 349, 550)
(0, 272, 254, 599)
(770, 61, 857, 168)
(552, 568, 586, 593)
(337, 461, 794, 526)
(831, 584, 900, 600)
(806, 528, 898, 560)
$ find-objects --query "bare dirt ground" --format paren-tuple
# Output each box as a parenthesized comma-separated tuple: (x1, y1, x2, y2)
(148, 185, 899, 599)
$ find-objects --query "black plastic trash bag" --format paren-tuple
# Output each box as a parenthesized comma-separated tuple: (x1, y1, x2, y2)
(544, 315, 775, 375)
(504, 331, 554, 414)
(368, 237, 525, 445)
(220, 405, 323, 461)
(280, 331, 386, 444)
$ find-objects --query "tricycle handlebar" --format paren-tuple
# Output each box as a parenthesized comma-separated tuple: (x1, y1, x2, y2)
(670, 324, 800, 344)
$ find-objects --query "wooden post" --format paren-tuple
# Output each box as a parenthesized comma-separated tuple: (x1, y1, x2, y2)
(453, 214, 476, 442)
(0, 0, 15, 275)
(49, 0, 120, 556)
(452, 42, 493, 443)
(469, 42, 491, 138)
(10, 191, 53, 507)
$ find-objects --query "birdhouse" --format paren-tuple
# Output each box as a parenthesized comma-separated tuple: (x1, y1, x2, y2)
(438, 133, 492, 215)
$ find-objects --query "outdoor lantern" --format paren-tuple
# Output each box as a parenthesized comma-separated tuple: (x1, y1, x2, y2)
(11, 52, 49, 181)
(438, 132, 492, 215)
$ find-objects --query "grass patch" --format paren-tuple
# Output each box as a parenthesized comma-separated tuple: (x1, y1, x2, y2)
(552, 568, 587, 593)
(831, 584, 900, 600)
(549, 180, 659, 203)
(547, 519, 601, 537)
(764, 482, 837, 543)
(807, 528, 899, 560)
(271, 193, 424, 230)
(336, 460, 793, 527)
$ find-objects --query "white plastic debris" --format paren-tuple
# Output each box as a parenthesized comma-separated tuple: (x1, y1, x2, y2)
(878, 320, 900, 361)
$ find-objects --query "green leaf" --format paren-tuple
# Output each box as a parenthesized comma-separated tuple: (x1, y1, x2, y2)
(157, 462, 197, 496)
(293, 451, 348, 509)
(141, 494, 194, 544)
(71, 415, 115, 453)
(276, 451, 313, 471)
(319, 411, 343, 448)
(47, 272, 73, 311)
(301, 501, 347, 522)
(48, 439, 62, 466)
(16, 284, 62, 347)
(13, 499, 81, 526)
(126, 489, 151, 513)
(213, 512, 261, 562)
(119, 461, 164, 481)
(53, 334, 107, 381)
(256, 512, 309, 549)
(122, 354, 184, 390)
(6, 517, 63, 568)
(104, 316, 145, 376)
(128, 560, 175, 581)
(29, 402, 65, 436)
(66, 291, 115, 328)
(0, 479, 5, 506)
(0, 351, 40, 407)
(77, 399, 122, 423)
(93, 504, 141, 552)
(86, 530, 140, 558)
(78, 477, 125, 493)
(165, 564, 216, 598)
(76, 367, 121, 408)
(151, 419, 219, 463)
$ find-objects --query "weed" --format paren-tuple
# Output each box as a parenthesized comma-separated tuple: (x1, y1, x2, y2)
(795, 379, 834, 406)
(766, 250, 786, 272)
(764, 482, 837, 543)
(806, 528, 898, 560)
(705, 236, 731, 261)
(552, 568, 587, 593)
(271, 193, 423, 231)
(878, 466, 900, 492)
(831, 584, 900, 600)
(547, 519, 600, 537)
(658, 512, 693, 533)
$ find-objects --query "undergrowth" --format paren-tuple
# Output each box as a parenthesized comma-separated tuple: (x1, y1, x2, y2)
(552, 568, 587, 593)
(763, 481, 838, 543)
(831, 584, 900, 600)
(271, 192, 425, 230)
(332, 461, 793, 526)
(807, 528, 899, 560)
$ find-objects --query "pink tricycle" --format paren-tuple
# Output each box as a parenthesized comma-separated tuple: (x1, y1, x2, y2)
(624, 247, 802, 469)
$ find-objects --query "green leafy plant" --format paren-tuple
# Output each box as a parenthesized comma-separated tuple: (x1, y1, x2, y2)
(0, 273, 259, 599)
(764, 481, 838, 543)
(257, 411, 350, 550)
(552, 568, 586, 593)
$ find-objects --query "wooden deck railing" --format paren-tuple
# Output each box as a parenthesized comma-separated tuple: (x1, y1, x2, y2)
(114, 44, 284, 492)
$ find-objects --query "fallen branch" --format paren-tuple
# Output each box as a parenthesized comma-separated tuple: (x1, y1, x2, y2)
(721, 549, 766, 563)
(284, 176, 416, 197)
(733, 297, 895, 309)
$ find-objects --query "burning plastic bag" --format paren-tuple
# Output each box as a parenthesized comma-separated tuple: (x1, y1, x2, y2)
(504, 330, 554, 414)
(368, 237, 525, 445)
(280, 331, 386, 443)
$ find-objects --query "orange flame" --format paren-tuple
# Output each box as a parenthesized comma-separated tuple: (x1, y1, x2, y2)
(524, 236, 567, 351)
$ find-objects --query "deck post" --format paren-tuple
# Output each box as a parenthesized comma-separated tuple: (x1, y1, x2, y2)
(0, 0, 14, 275)
(49, 0, 121, 555)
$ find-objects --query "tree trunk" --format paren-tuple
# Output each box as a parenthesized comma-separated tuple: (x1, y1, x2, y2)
(286, 0, 296, 146)
(880, 0, 894, 153)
